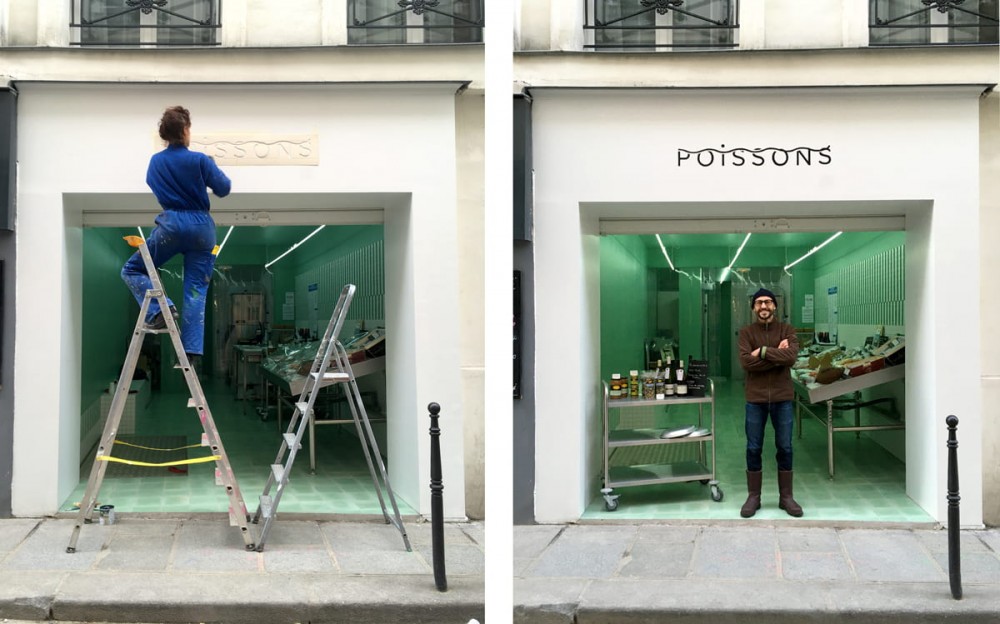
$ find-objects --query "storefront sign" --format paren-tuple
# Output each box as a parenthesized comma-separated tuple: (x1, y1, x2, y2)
(155, 133, 320, 166)
(677, 145, 831, 168)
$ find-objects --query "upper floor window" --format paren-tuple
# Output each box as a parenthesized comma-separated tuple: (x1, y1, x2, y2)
(71, 0, 221, 47)
(585, 0, 739, 50)
(348, 0, 484, 44)
(870, 0, 999, 45)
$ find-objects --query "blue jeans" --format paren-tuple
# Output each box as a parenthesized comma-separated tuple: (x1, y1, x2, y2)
(121, 210, 217, 355)
(745, 400, 794, 472)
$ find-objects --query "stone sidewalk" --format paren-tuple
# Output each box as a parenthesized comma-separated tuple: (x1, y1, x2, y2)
(514, 522, 1000, 624)
(0, 517, 484, 624)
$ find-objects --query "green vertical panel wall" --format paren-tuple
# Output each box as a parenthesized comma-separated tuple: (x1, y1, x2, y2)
(291, 226, 386, 332)
(81, 228, 136, 408)
(812, 232, 905, 331)
(600, 236, 651, 380)
(678, 273, 703, 364)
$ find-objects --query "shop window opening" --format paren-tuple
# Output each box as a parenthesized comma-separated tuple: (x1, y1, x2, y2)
(593, 229, 925, 522)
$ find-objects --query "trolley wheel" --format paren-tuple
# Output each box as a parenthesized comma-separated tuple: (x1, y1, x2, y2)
(605, 499, 619, 512)
(711, 484, 724, 503)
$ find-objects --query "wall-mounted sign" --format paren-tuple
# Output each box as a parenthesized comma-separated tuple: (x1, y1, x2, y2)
(154, 132, 320, 166)
(677, 145, 831, 168)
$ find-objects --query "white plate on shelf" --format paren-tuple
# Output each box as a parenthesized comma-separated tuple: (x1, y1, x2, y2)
(688, 428, 711, 437)
(660, 425, 697, 439)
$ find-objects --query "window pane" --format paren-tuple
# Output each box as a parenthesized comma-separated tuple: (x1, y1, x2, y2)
(871, 0, 999, 44)
(595, 0, 655, 50)
(672, 0, 735, 48)
(82, 0, 140, 45)
(157, 0, 218, 46)
(424, 0, 483, 44)
(349, 0, 406, 44)
(950, 0, 999, 44)
(870, 0, 931, 45)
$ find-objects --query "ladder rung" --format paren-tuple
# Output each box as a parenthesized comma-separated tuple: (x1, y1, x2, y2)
(311, 371, 350, 383)
(295, 402, 310, 414)
(258, 495, 274, 520)
(187, 398, 197, 408)
(283, 433, 298, 448)
(271, 464, 285, 483)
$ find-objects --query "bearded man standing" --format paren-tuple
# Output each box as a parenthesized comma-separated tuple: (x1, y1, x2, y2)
(737, 288, 803, 518)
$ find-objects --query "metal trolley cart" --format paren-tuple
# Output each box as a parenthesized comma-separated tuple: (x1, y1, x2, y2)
(600, 379, 721, 511)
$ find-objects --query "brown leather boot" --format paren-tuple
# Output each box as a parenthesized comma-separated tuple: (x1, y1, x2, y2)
(740, 470, 762, 518)
(778, 470, 803, 517)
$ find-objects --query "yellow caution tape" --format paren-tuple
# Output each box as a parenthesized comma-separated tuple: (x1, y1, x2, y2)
(96, 455, 221, 468)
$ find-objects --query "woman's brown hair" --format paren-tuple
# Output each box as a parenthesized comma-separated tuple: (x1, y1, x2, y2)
(158, 106, 191, 145)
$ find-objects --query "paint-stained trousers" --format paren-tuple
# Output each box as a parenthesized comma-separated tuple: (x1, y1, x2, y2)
(121, 209, 217, 355)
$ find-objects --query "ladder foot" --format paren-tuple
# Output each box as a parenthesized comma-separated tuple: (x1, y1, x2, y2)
(65, 547, 76, 554)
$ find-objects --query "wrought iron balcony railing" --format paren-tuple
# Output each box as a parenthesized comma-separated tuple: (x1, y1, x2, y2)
(348, 0, 484, 45)
(585, 0, 739, 50)
(870, 0, 999, 45)
(71, 0, 221, 47)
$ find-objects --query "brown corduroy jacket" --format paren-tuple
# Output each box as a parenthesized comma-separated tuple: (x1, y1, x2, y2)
(738, 320, 799, 403)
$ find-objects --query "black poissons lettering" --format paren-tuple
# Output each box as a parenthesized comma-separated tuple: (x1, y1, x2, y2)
(677, 145, 832, 168)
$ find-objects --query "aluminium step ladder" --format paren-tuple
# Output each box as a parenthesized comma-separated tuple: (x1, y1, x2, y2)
(67, 236, 257, 553)
(252, 284, 411, 552)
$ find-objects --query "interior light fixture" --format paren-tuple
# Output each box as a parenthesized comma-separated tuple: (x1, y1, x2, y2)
(719, 233, 751, 283)
(264, 225, 326, 269)
(784, 231, 843, 272)
(215, 226, 235, 259)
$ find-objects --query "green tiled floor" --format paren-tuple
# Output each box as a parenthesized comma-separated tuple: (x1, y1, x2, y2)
(65, 377, 416, 517)
(583, 378, 933, 523)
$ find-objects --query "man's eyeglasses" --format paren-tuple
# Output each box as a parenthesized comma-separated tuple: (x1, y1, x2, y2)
(754, 300, 775, 307)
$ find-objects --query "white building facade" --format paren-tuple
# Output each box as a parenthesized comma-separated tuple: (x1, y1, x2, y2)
(514, 0, 999, 526)
(0, 0, 485, 521)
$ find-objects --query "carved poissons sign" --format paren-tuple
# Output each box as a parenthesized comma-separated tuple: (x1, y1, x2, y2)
(153, 133, 320, 166)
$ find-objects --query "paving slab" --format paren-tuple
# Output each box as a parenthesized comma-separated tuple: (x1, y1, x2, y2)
(525, 525, 637, 578)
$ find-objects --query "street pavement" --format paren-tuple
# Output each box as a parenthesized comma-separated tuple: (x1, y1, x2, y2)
(514, 521, 1000, 624)
(0, 516, 484, 624)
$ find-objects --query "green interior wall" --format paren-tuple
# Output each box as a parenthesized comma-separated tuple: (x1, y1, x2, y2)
(275, 226, 384, 328)
(81, 229, 136, 408)
(678, 273, 703, 363)
(809, 231, 906, 332)
(600, 236, 652, 380)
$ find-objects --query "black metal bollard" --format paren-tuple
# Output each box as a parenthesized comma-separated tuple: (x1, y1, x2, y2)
(428, 402, 447, 592)
(946, 415, 962, 600)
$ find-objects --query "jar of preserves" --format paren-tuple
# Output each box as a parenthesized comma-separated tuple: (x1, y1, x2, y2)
(641, 371, 655, 399)
(610, 373, 622, 400)
(628, 370, 639, 398)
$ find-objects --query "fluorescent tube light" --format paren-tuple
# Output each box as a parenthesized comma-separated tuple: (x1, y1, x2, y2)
(719, 233, 751, 283)
(654, 234, 676, 271)
(215, 226, 234, 259)
(265, 225, 326, 269)
(784, 231, 843, 271)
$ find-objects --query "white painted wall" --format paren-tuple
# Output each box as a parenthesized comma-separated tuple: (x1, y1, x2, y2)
(13, 83, 469, 519)
(530, 87, 984, 525)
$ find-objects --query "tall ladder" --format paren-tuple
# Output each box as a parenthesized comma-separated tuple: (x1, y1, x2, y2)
(67, 236, 257, 553)
(252, 284, 411, 552)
